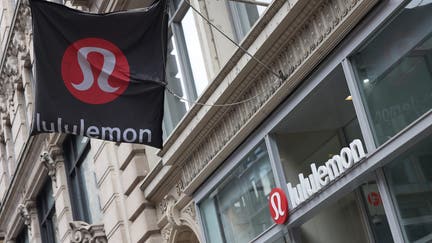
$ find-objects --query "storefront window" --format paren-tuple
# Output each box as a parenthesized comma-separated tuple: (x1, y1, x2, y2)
(295, 192, 370, 243)
(360, 183, 393, 243)
(199, 142, 276, 243)
(384, 136, 432, 242)
(273, 66, 364, 193)
(351, 1, 432, 145)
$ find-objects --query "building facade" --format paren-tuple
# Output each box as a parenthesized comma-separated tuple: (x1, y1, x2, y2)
(0, 0, 431, 242)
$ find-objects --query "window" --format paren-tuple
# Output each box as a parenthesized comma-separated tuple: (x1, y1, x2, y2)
(272, 66, 365, 192)
(63, 135, 102, 223)
(37, 180, 59, 243)
(16, 226, 29, 243)
(163, 1, 210, 138)
(350, 0, 432, 145)
(163, 0, 272, 138)
(295, 192, 370, 243)
(228, 0, 271, 41)
(384, 136, 432, 242)
(199, 142, 276, 243)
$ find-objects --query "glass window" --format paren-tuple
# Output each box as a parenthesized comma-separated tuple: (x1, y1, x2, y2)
(294, 192, 370, 243)
(199, 142, 276, 243)
(384, 136, 432, 242)
(273, 66, 364, 196)
(64, 136, 103, 224)
(228, 0, 271, 41)
(37, 180, 60, 243)
(360, 183, 393, 243)
(164, 37, 187, 137)
(16, 226, 29, 243)
(181, 9, 208, 96)
(351, 1, 432, 145)
(163, 1, 210, 138)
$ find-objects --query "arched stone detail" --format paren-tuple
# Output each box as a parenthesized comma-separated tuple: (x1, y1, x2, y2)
(160, 197, 201, 243)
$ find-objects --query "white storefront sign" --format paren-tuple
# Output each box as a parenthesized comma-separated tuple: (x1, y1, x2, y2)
(287, 139, 366, 209)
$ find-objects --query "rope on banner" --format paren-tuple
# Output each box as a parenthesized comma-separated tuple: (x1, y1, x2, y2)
(165, 0, 287, 107)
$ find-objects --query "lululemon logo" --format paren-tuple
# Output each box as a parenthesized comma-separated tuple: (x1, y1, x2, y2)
(268, 188, 289, 224)
(62, 38, 130, 104)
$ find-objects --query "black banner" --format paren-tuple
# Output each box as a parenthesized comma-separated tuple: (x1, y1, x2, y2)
(30, 0, 167, 148)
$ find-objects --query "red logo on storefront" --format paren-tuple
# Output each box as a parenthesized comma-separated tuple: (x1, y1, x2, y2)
(269, 188, 289, 224)
(61, 38, 130, 104)
(367, 192, 382, 207)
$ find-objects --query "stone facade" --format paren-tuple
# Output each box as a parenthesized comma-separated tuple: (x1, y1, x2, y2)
(0, 0, 378, 242)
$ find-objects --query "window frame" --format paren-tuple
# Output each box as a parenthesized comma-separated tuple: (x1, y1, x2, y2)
(63, 135, 93, 223)
(37, 179, 58, 243)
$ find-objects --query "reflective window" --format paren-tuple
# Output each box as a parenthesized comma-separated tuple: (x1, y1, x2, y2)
(181, 9, 208, 95)
(351, 1, 432, 145)
(64, 136, 103, 224)
(384, 136, 432, 242)
(164, 37, 187, 137)
(163, 1, 210, 138)
(229, 0, 271, 41)
(199, 142, 276, 243)
(37, 180, 60, 243)
(295, 192, 370, 243)
(163, 0, 272, 138)
(273, 66, 364, 196)
(360, 183, 393, 243)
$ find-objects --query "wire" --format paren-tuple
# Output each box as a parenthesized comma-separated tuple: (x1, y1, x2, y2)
(166, 86, 272, 106)
(164, 0, 287, 107)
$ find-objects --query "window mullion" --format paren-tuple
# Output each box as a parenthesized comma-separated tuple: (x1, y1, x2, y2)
(342, 58, 377, 152)
(375, 168, 405, 243)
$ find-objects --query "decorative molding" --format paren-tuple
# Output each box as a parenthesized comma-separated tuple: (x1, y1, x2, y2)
(159, 197, 168, 215)
(0, 0, 32, 112)
(160, 201, 200, 243)
(182, 203, 196, 221)
(177, 0, 375, 194)
(161, 225, 171, 241)
(175, 181, 184, 197)
(17, 201, 35, 236)
(70, 221, 108, 243)
(17, 204, 30, 229)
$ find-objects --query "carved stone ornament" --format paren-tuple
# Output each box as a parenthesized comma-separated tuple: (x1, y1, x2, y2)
(70, 221, 108, 243)
(182, 203, 196, 221)
(40, 151, 58, 185)
(17, 203, 32, 235)
(161, 225, 172, 241)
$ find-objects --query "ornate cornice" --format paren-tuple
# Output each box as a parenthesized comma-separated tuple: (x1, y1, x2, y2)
(70, 221, 108, 243)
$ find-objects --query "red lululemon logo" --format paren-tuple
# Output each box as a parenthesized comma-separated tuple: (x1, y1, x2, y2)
(367, 192, 382, 207)
(269, 188, 289, 224)
(61, 38, 130, 104)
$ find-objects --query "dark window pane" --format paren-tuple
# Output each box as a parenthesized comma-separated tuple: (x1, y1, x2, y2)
(351, 2, 432, 145)
(384, 136, 432, 242)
